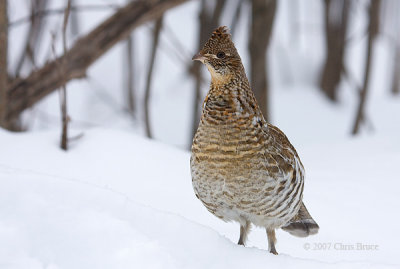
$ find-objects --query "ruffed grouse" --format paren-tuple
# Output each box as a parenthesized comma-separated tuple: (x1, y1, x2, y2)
(190, 26, 319, 255)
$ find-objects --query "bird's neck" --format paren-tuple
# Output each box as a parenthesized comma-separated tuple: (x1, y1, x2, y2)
(205, 73, 264, 120)
(207, 62, 245, 87)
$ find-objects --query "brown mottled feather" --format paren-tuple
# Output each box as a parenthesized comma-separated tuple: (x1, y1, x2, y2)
(190, 26, 318, 255)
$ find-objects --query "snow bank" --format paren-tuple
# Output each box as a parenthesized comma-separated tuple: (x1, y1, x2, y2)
(0, 129, 398, 268)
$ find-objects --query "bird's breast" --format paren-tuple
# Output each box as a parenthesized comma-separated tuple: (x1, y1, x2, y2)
(191, 113, 271, 184)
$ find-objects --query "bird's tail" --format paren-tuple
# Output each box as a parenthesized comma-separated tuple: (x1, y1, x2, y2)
(281, 202, 319, 237)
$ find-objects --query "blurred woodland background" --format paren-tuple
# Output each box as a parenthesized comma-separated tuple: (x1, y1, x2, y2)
(0, 0, 399, 150)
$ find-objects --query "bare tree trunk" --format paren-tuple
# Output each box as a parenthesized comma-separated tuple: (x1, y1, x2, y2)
(4, 0, 188, 129)
(125, 35, 135, 116)
(0, 0, 8, 128)
(144, 17, 163, 138)
(249, 0, 276, 122)
(319, 0, 350, 102)
(15, 0, 48, 76)
(191, 0, 226, 141)
(352, 0, 381, 135)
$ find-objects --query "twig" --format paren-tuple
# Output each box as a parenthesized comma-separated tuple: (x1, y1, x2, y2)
(69, 132, 84, 142)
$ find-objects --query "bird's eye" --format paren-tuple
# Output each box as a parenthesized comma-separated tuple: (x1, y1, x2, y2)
(216, 51, 225, 59)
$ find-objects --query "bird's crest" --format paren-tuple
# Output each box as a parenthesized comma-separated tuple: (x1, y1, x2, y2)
(201, 26, 234, 54)
(211, 26, 230, 40)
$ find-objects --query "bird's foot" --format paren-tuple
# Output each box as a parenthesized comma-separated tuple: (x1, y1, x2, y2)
(266, 228, 278, 255)
(269, 247, 278, 255)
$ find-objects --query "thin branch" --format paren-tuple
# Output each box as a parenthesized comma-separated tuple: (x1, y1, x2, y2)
(144, 17, 164, 138)
(15, 0, 48, 76)
(125, 34, 135, 117)
(9, 4, 120, 27)
(342, 64, 374, 130)
(352, 0, 381, 135)
(124, 0, 136, 118)
(59, 0, 72, 150)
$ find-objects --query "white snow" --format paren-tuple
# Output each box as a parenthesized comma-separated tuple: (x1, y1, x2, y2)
(0, 128, 399, 269)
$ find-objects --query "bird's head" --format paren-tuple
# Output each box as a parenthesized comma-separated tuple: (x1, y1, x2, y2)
(192, 26, 244, 86)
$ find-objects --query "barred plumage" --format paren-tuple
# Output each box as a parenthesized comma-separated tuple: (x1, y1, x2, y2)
(190, 26, 318, 254)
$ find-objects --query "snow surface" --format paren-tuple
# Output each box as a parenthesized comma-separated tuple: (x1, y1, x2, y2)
(1, 128, 399, 269)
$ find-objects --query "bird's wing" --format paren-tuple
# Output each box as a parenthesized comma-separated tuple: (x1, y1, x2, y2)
(262, 123, 304, 178)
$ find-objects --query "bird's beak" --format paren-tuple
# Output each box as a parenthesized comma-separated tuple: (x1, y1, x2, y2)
(192, 53, 206, 63)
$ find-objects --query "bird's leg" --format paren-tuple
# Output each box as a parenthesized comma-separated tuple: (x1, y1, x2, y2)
(266, 228, 278, 255)
(237, 220, 251, 246)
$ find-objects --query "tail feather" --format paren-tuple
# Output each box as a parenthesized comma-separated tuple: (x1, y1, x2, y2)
(281, 202, 319, 237)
